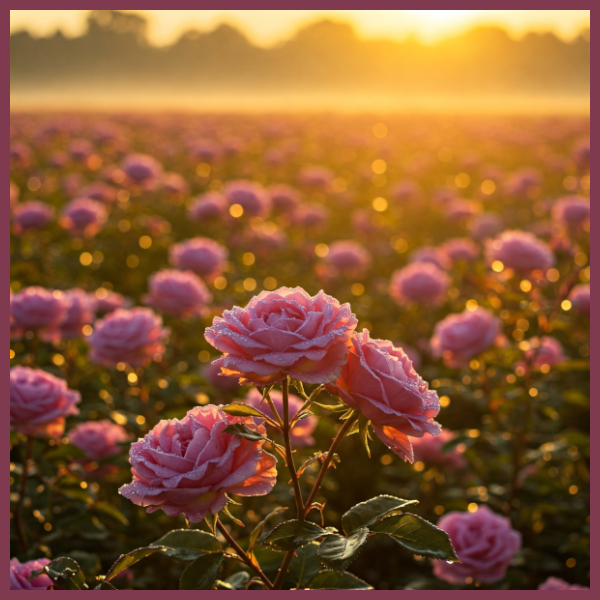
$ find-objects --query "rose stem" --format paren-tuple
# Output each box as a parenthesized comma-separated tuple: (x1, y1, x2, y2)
(15, 435, 34, 552)
(215, 518, 273, 590)
(273, 409, 359, 590)
(281, 377, 304, 518)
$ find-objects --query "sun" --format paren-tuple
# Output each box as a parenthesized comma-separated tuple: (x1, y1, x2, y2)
(411, 9, 480, 25)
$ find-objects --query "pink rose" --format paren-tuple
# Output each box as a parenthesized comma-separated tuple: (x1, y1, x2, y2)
(12, 201, 55, 233)
(433, 506, 521, 584)
(224, 180, 271, 217)
(10, 287, 70, 341)
(68, 419, 130, 460)
(269, 184, 302, 212)
(325, 241, 371, 274)
(169, 238, 228, 279)
(411, 430, 466, 469)
(121, 153, 163, 184)
(485, 230, 554, 272)
(205, 287, 357, 385)
(10, 366, 80, 438)
(188, 192, 228, 221)
(409, 247, 451, 270)
(243, 387, 317, 447)
(119, 405, 277, 522)
(568, 284, 590, 315)
(327, 330, 441, 463)
(552, 196, 590, 228)
(88, 307, 169, 367)
(10, 558, 53, 590)
(538, 577, 589, 590)
(469, 213, 503, 241)
(143, 269, 212, 318)
(431, 307, 502, 368)
(60, 288, 95, 339)
(162, 172, 189, 195)
(80, 182, 118, 203)
(92, 290, 133, 314)
(291, 204, 329, 229)
(441, 238, 479, 264)
(60, 198, 108, 238)
(298, 165, 334, 190)
(389, 262, 450, 306)
(524, 336, 566, 369)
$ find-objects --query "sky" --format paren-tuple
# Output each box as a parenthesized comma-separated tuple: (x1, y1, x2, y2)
(9, 10, 591, 46)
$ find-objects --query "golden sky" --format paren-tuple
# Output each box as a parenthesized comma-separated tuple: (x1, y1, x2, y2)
(10, 10, 590, 46)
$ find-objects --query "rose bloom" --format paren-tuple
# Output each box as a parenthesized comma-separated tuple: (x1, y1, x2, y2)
(68, 138, 93, 161)
(524, 336, 566, 369)
(291, 204, 329, 228)
(188, 192, 228, 221)
(88, 307, 169, 368)
(92, 289, 133, 314)
(243, 387, 317, 447)
(568, 284, 590, 315)
(325, 240, 371, 274)
(298, 165, 334, 189)
(552, 196, 590, 228)
(441, 238, 479, 264)
(486, 230, 554, 272)
(469, 213, 503, 241)
(80, 182, 118, 203)
(169, 238, 228, 279)
(10, 558, 53, 590)
(69, 420, 130, 460)
(143, 269, 212, 318)
(505, 167, 541, 197)
(224, 180, 271, 217)
(121, 153, 163, 184)
(538, 577, 589, 590)
(119, 405, 277, 522)
(409, 246, 451, 270)
(10, 366, 81, 438)
(60, 288, 95, 339)
(162, 172, 189, 195)
(431, 307, 502, 368)
(412, 430, 467, 469)
(205, 286, 357, 386)
(12, 201, 55, 233)
(203, 361, 243, 393)
(60, 198, 108, 237)
(269, 184, 302, 212)
(389, 262, 450, 306)
(327, 330, 441, 463)
(433, 506, 521, 584)
(10, 287, 69, 341)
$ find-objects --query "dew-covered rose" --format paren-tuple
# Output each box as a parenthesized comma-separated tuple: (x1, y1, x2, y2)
(568, 284, 590, 315)
(243, 387, 317, 447)
(60, 198, 108, 237)
(10, 558, 52, 590)
(433, 506, 521, 584)
(389, 262, 450, 306)
(224, 180, 271, 217)
(538, 577, 589, 590)
(524, 336, 566, 369)
(60, 288, 95, 339)
(431, 307, 503, 368)
(119, 405, 277, 522)
(169, 237, 228, 279)
(205, 287, 357, 385)
(10, 366, 80, 438)
(88, 307, 169, 367)
(327, 330, 441, 463)
(10, 287, 70, 341)
(12, 201, 55, 233)
(411, 430, 467, 469)
(68, 419, 130, 460)
(143, 269, 212, 318)
(486, 230, 554, 272)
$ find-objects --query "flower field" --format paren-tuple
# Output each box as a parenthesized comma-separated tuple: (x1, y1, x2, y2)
(10, 112, 590, 590)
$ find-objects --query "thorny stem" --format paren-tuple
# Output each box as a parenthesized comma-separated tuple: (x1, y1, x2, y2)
(15, 436, 34, 552)
(281, 377, 304, 519)
(215, 518, 273, 590)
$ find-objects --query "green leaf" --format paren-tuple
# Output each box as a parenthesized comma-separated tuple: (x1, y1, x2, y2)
(358, 415, 371, 458)
(222, 505, 245, 527)
(179, 552, 223, 590)
(291, 411, 314, 426)
(151, 529, 222, 561)
(370, 513, 459, 561)
(105, 546, 168, 581)
(221, 403, 279, 426)
(307, 570, 373, 590)
(31, 557, 85, 590)
(317, 528, 369, 571)
(342, 495, 419, 535)
(248, 506, 288, 551)
(223, 423, 267, 442)
(311, 401, 347, 411)
(563, 390, 590, 407)
(93, 502, 129, 526)
(263, 519, 337, 551)
(284, 542, 323, 588)
(221, 571, 251, 589)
